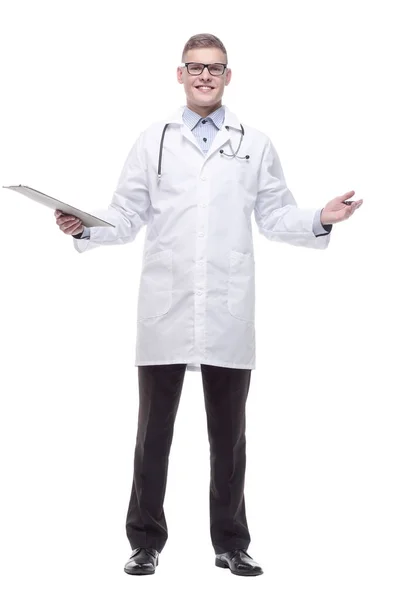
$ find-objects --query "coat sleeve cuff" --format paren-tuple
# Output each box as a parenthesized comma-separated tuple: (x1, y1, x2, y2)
(72, 226, 90, 239)
(313, 209, 332, 237)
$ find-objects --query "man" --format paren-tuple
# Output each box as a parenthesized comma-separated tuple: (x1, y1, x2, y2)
(55, 33, 363, 577)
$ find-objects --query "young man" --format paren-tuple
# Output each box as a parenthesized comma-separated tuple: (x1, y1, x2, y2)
(55, 33, 363, 577)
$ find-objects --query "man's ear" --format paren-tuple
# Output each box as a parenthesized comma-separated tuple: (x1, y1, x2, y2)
(177, 66, 183, 84)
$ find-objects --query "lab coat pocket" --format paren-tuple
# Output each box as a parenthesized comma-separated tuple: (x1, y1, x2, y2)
(228, 250, 255, 323)
(137, 249, 173, 321)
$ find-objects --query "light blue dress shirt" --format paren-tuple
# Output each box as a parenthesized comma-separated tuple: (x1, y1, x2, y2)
(74, 105, 331, 239)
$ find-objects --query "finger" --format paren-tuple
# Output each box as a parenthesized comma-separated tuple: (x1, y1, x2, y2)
(64, 222, 81, 234)
(60, 217, 79, 230)
(349, 201, 362, 216)
(350, 200, 363, 212)
(56, 216, 69, 225)
(339, 190, 355, 201)
(60, 216, 78, 226)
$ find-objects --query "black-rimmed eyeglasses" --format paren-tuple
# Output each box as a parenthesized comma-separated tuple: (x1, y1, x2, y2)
(181, 62, 228, 76)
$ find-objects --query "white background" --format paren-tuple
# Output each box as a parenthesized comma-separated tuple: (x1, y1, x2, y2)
(1, 0, 399, 598)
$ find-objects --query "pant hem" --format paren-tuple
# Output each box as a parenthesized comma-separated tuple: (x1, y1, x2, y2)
(129, 540, 166, 553)
(213, 539, 251, 555)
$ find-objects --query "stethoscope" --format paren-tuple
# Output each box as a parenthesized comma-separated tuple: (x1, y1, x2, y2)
(157, 123, 250, 179)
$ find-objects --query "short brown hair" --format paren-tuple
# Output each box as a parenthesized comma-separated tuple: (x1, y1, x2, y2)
(181, 33, 228, 63)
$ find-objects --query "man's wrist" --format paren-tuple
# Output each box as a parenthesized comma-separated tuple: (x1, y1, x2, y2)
(320, 209, 333, 232)
(73, 226, 90, 239)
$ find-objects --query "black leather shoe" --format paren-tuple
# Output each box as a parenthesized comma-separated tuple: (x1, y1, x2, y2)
(124, 548, 159, 575)
(215, 549, 263, 576)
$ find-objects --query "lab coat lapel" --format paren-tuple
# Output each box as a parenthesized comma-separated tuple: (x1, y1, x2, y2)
(165, 105, 203, 155)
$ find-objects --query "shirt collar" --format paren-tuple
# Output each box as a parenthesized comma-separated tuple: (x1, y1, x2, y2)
(182, 105, 225, 130)
(165, 104, 242, 132)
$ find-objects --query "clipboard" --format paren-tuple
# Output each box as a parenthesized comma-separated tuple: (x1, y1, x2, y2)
(2, 185, 115, 228)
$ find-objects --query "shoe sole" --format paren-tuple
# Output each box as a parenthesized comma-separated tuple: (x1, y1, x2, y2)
(215, 557, 263, 576)
(124, 568, 155, 575)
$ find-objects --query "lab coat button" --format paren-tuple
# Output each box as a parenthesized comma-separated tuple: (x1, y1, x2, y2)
(198, 232, 204, 237)
(200, 175, 206, 181)
(197, 291, 202, 295)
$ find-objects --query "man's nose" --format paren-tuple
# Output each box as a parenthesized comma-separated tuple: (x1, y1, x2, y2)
(201, 66, 213, 77)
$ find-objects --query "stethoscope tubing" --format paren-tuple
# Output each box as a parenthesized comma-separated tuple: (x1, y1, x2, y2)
(157, 123, 248, 179)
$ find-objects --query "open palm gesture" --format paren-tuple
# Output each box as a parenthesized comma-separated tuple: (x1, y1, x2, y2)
(321, 190, 363, 225)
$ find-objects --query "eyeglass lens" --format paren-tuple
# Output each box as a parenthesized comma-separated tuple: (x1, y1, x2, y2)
(187, 63, 225, 76)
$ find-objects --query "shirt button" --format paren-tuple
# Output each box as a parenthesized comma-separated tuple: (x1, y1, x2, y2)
(202, 120, 206, 124)
(203, 137, 207, 142)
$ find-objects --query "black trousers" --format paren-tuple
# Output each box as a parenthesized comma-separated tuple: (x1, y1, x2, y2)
(125, 363, 252, 554)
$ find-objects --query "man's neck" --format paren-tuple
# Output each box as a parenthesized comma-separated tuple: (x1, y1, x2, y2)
(186, 101, 222, 118)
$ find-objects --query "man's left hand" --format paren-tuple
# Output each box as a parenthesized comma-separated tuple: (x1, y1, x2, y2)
(321, 190, 363, 225)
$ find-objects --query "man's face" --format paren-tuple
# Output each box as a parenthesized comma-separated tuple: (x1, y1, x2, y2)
(177, 48, 231, 113)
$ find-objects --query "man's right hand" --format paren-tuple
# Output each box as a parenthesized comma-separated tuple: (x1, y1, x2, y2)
(54, 209, 84, 235)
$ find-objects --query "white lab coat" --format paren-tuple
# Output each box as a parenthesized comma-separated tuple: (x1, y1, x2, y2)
(73, 105, 331, 372)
